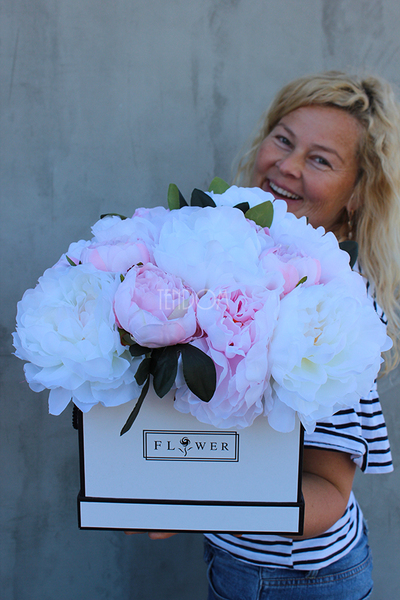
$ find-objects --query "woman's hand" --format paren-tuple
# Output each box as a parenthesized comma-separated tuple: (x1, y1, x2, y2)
(124, 531, 177, 539)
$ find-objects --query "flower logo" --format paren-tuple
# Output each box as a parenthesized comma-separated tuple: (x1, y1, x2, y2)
(179, 437, 192, 457)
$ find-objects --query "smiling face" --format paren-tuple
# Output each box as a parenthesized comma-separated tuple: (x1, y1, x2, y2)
(251, 105, 362, 234)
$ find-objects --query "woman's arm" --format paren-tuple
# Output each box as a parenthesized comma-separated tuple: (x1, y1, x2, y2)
(296, 447, 356, 540)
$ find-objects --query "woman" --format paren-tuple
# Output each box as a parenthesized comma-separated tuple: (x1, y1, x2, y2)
(202, 72, 400, 599)
(142, 71, 400, 598)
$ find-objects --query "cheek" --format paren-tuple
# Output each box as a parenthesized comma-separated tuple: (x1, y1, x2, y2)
(307, 174, 355, 208)
(254, 143, 275, 173)
(253, 150, 264, 175)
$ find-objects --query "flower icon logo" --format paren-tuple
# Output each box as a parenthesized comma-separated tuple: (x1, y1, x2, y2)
(179, 437, 192, 457)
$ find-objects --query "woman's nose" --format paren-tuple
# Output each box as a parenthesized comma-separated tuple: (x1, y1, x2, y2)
(276, 152, 303, 178)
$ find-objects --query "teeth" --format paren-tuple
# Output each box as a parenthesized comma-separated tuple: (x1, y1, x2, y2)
(269, 181, 301, 200)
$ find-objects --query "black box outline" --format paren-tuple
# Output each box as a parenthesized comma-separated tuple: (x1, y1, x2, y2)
(76, 408, 305, 535)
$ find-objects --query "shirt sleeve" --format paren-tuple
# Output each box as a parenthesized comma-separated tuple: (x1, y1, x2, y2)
(304, 381, 393, 473)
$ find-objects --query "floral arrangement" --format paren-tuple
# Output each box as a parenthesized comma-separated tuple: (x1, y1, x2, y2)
(13, 179, 391, 435)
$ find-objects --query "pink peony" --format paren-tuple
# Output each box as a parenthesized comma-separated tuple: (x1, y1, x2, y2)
(174, 337, 272, 429)
(91, 207, 170, 250)
(174, 286, 280, 429)
(196, 283, 280, 357)
(79, 240, 150, 273)
(260, 245, 321, 297)
(113, 263, 198, 348)
(267, 200, 350, 284)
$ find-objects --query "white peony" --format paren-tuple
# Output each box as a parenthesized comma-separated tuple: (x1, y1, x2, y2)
(13, 264, 141, 415)
(206, 185, 275, 208)
(153, 205, 268, 292)
(267, 275, 391, 433)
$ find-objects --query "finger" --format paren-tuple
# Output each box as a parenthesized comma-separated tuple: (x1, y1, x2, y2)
(148, 532, 177, 540)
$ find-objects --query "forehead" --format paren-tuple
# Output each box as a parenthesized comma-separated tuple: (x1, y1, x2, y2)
(275, 105, 362, 156)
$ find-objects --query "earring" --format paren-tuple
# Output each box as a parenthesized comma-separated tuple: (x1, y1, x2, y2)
(347, 210, 354, 240)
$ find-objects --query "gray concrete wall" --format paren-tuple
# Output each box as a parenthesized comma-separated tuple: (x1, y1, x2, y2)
(1, 1, 399, 598)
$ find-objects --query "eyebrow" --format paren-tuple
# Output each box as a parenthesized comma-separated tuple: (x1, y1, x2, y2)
(277, 123, 345, 164)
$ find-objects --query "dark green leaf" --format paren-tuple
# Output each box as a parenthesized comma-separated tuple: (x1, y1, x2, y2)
(129, 344, 153, 356)
(151, 346, 179, 398)
(168, 183, 188, 210)
(120, 377, 150, 436)
(295, 276, 308, 288)
(190, 189, 216, 208)
(178, 344, 216, 402)
(233, 202, 250, 214)
(66, 256, 78, 267)
(135, 357, 152, 386)
(121, 333, 135, 346)
(208, 177, 230, 194)
(179, 193, 188, 208)
(245, 201, 274, 228)
(118, 327, 135, 346)
(100, 213, 127, 220)
(339, 240, 359, 269)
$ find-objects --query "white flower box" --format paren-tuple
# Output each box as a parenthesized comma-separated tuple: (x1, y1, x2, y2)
(77, 388, 304, 534)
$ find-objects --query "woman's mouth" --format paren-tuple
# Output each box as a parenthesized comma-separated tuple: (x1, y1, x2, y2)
(268, 180, 302, 200)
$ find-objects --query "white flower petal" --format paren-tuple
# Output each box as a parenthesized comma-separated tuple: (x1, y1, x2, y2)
(13, 264, 140, 415)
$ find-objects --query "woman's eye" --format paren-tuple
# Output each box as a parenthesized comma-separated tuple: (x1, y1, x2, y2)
(276, 135, 291, 146)
(314, 156, 331, 168)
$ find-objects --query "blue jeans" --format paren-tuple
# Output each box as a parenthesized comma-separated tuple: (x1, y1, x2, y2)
(204, 526, 373, 600)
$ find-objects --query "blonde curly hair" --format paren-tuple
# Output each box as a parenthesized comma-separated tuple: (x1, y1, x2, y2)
(234, 71, 400, 372)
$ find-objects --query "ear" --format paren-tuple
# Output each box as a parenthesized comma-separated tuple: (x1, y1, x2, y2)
(346, 187, 362, 214)
(346, 168, 365, 213)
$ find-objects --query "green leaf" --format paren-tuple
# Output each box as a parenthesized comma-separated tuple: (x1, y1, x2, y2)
(339, 240, 359, 269)
(120, 377, 150, 436)
(120, 332, 135, 346)
(295, 276, 308, 288)
(178, 344, 216, 402)
(135, 357, 152, 386)
(151, 346, 179, 398)
(129, 344, 153, 356)
(190, 189, 216, 208)
(233, 202, 250, 214)
(66, 256, 78, 267)
(167, 183, 188, 210)
(208, 177, 230, 194)
(245, 201, 274, 228)
(100, 213, 127, 220)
